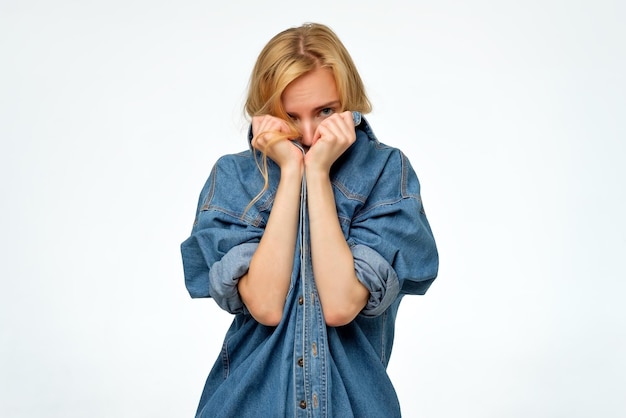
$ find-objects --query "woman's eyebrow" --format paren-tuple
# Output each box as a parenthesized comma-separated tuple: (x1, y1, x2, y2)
(287, 101, 341, 117)
(314, 100, 340, 111)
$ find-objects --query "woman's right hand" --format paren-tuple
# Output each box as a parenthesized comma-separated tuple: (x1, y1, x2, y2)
(251, 115, 303, 171)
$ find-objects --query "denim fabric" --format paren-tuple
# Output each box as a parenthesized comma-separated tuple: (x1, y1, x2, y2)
(181, 114, 439, 417)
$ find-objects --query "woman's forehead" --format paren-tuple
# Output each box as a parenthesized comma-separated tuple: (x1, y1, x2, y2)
(282, 67, 338, 112)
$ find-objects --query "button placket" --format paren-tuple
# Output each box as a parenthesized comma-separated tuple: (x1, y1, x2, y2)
(293, 259, 306, 417)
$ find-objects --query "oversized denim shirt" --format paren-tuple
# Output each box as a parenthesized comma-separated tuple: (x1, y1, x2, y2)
(181, 113, 438, 417)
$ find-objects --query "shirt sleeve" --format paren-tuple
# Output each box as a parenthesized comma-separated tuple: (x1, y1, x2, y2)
(347, 152, 439, 317)
(180, 162, 265, 314)
(350, 243, 400, 317)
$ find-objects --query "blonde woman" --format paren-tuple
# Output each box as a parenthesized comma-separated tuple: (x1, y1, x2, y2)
(181, 22, 439, 417)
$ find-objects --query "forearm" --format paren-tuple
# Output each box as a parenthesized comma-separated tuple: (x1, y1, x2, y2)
(306, 169, 368, 327)
(238, 164, 302, 325)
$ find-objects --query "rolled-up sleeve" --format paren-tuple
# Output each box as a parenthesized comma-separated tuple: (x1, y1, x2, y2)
(181, 213, 263, 313)
(207, 242, 258, 313)
(350, 243, 400, 317)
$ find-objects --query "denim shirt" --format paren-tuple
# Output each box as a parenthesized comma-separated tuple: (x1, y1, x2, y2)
(181, 113, 439, 417)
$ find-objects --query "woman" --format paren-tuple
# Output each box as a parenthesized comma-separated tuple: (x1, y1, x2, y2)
(181, 22, 438, 417)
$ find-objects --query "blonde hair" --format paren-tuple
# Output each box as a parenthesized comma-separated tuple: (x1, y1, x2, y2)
(244, 23, 372, 214)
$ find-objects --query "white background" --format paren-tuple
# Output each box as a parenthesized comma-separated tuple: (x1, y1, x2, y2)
(1, 1, 625, 417)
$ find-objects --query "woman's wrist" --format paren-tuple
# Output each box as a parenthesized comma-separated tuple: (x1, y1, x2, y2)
(279, 161, 304, 181)
(304, 166, 331, 183)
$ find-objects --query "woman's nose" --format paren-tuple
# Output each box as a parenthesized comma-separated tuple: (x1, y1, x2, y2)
(299, 120, 317, 146)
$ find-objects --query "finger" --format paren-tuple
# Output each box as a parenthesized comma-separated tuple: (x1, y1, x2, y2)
(317, 115, 354, 145)
(336, 111, 357, 137)
(253, 115, 290, 135)
(252, 116, 292, 151)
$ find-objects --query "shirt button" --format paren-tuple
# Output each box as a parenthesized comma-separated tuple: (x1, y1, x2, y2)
(299, 400, 307, 409)
(297, 357, 303, 367)
(298, 296, 303, 305)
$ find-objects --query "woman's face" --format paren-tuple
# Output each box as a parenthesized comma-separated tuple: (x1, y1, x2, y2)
(281, 66, 340, 148)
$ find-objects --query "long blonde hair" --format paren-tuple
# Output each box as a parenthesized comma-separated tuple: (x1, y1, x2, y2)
(244, 23, 372, 213)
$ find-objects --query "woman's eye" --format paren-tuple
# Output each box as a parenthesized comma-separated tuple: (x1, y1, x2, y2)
(320, 108, 334, 117)
(286, 113, 297, 121)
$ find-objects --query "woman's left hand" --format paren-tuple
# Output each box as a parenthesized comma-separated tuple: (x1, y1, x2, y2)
(304, 111, 356, 174)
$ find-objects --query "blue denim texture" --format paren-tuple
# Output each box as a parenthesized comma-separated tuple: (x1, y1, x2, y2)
(181, 114, 439, 417)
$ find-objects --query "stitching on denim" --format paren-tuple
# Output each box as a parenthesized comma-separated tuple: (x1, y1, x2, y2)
(352, 197, 409, 223)
(204, 206, 265, 228)
(198, 155, 275, 226)
(337, 215, 351, 228)
(195, 165, 219, 226)
(400, 151, 422, 200)
(380, 310, 387, 364)
(331, 180, 368, 203)
(221, 338, 230, 380)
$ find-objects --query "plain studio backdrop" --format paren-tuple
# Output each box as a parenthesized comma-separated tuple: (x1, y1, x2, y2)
(1, 1, 625, 417)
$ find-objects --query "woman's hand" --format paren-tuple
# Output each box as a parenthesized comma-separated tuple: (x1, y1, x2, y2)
(251, 115, 303, 170)
(304, 111, 356, 174)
